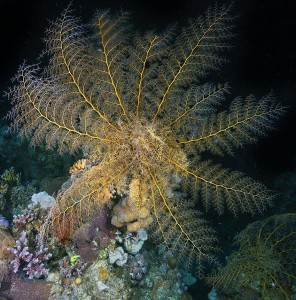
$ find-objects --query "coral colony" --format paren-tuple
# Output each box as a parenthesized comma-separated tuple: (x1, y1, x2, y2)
(8, 231, 52, 279)
(6, 201, 53, 279)
(0, 215, 9, 229)
(0, 2, 290, 299)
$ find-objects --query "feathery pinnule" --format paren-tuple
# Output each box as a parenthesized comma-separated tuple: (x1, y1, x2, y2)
(7, 4, 284, 277)
(207, 214, 296, 298)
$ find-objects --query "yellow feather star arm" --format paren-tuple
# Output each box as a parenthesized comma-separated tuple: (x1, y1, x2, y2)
(167, 156, 273, 215)
(45, 9, 119, 132)
(96, 11, 130, 122)
(179, 94, 285, 155)
(150, 172, 218, 277)
(152, 4, 234, 121)
(9, 65, 116, 154)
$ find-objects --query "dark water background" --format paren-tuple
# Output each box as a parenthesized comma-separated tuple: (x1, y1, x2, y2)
(0, 0, 295, 298)
(0, 0, 295, 178)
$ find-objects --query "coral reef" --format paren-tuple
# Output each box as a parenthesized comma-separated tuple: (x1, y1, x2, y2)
(114, 228, 148, 254)
(0, 214, 9, 229)
(109, 246, 128, 267)
(58, 255, 87, 278)
(0, 167, 19, 210)
(6, 203, 53, 280)
(31, 191, 55, 209)
(7, 3, 284, 278)
(48, 259, 129, 300)
(8, 231, 52, 279)
(1, 179, 197, 299)
(128, 248, 196, 299)
(112, 179, 153, 232)
(37, 158, 114, 243)
(0, 228, 14, 260)
(0, 121, 74, 188)
(1, 167, 20, 185)
(0, 182, 8, 210)
(2, 278, 53, 300)
(0, 229, 14, 298)
(124, 229, 148, 254)
(207, 214, 296, 299)
(0, 166, 36, 215)
(47, 243, 194, 300)
(71, 204, 114, 263)
(12, 203, 47, 234)
(125, 252, 148, 284)
(69, 159, 87, 175)
(10, 184, 37, 214)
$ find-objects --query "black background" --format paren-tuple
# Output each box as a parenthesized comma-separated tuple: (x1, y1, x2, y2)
(0, 0, 295, 298)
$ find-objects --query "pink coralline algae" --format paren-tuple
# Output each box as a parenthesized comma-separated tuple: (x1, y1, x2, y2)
(8, 231, 52, 279)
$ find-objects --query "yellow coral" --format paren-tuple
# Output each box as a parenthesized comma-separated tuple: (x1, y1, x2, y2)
(98, 266, 109, 281)
(69, 159, 87, 174)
